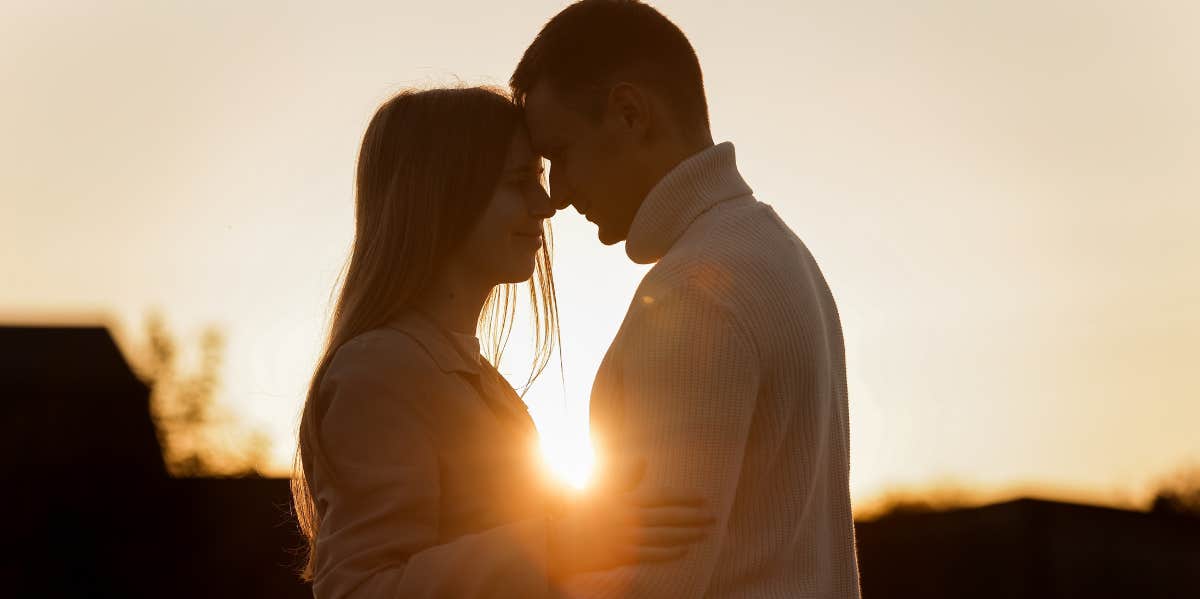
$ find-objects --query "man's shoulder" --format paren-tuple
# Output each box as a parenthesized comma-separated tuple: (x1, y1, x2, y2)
(652, 199, 802, 285)
(671, 196, 794, 253)
(639, 198, 833, 336)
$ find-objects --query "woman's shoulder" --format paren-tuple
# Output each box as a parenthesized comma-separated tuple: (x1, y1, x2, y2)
(326, 326, 438, 383)
(316, 328, 446, 452)
(316, 327, 455, 425)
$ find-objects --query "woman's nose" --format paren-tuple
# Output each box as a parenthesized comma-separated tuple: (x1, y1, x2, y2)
(527, 183, 556, 218)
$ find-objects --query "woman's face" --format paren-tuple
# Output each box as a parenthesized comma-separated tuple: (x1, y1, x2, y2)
(455, 127, 554, 285)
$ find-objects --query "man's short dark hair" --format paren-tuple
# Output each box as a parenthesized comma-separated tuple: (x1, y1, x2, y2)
(511, 0, 710, 134)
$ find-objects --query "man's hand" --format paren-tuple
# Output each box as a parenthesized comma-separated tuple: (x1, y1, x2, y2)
(548, 458, 713, 577)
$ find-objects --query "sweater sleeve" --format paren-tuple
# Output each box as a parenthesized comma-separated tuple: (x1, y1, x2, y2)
(310, 337, 553, 599)
(562, 280, 760, 599)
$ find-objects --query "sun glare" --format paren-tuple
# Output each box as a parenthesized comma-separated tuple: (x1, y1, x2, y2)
(540, 436, 597, 491)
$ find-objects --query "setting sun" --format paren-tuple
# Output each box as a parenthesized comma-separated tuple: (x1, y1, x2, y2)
(540, 434, 597, 491)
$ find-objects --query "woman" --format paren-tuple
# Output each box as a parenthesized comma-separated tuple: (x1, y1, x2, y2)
(292, 87, 711, 598)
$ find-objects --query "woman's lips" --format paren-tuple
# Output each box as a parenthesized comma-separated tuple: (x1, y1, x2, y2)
(513, 230, 544, 248)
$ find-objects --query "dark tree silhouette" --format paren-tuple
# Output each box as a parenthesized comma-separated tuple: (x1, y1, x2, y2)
(137, 312, 270, 477)
(1150, 465, 1200, 518)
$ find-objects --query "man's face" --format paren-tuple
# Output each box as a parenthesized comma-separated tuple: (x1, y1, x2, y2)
(523, 82, 646, 245)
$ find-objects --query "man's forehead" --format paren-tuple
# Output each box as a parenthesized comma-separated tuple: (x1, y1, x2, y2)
(522, 83, 565, 147)
(523, 82, 556, 115)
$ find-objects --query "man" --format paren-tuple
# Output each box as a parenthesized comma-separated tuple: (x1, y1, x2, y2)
(512, 1, 862, 597)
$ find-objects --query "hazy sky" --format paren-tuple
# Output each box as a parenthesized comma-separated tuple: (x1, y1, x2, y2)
(3, 0, 1197, 510)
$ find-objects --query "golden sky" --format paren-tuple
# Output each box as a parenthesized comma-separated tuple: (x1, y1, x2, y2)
(3, 1, 1197, 509)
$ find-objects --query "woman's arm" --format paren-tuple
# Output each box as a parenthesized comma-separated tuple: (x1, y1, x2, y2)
(309, 333, 712, 598)
(310, 336, 554, 599)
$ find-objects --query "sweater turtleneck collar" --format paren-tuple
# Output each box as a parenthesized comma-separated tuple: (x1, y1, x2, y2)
(624, 141, 753, 264)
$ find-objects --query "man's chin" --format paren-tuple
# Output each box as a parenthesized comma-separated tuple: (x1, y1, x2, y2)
(597, 227, 623, 246)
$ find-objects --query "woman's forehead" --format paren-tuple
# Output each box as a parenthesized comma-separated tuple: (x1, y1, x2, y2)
(505, 127, 540, 167)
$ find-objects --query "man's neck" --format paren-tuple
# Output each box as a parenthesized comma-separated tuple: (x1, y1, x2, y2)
(623, 141, 752, 265)
(650, 134, 715, 189)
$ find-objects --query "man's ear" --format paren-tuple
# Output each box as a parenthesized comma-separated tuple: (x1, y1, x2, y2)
(606, 82, 651, 136)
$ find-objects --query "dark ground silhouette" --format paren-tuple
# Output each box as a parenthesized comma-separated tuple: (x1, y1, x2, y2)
(856, 498, 1199, 598)
(4, 325, 307, 598)
(4, 324, 1197, 597)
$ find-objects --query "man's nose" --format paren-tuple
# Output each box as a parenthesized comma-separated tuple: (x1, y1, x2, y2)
(548, 168, 571, 211)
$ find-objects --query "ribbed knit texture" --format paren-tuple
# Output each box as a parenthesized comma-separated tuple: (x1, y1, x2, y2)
(561, 143, 861, 598)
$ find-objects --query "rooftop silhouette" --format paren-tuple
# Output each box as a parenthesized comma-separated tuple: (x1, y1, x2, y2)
(4, 325, 308, 598)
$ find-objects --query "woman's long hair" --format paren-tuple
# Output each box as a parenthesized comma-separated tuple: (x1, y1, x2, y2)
(291, 86, 559, 580)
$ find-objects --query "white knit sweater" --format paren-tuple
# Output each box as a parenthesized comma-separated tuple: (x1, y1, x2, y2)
(561, 143, 861, 598)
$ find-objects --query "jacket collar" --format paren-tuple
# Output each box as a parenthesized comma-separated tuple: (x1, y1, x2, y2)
(625, 141, 754, 264)
(383, 311, 480, 376)
(387, 311, 540, 438)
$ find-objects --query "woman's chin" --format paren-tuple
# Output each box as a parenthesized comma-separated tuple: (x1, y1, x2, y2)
(497, 260, 537, 284)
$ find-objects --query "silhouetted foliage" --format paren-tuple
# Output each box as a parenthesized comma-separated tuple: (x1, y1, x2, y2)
(862, 485, 976, 520)
(1150, 465, 1200, 519)
(138, 313, 270, 477)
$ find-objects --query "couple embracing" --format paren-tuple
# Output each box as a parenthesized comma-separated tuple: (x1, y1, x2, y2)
(292, 2, 861, 597)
